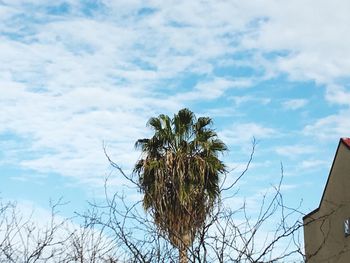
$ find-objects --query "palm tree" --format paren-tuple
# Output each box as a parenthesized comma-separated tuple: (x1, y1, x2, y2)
(134, 108, 227, 263)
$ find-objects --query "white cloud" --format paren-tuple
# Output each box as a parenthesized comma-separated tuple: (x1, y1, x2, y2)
(0, 0, 350, 189)
(3, 0, 350, 87)
(174, 77, 252, 101)
(303, 109, 350, 141)
(325, 84, 350, 105)
(242, 0, 350, 85)
(220, 123, 276, 146)
(275, 144, 315, 158)
(282, 99, 308, 110)
(0, 76, 180, 182)
(299, 159, 329, 170)
(230, 95, 271, 107)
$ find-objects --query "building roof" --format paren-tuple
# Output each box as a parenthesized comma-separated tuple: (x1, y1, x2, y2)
(303, 138, 350, 220)
(342, 137, 350, 148)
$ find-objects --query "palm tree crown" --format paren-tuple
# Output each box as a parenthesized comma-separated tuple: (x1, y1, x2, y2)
(134, 108, 227, 261)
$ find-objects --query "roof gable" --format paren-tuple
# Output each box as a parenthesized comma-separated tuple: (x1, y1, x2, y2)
(303, 138, 350, 220)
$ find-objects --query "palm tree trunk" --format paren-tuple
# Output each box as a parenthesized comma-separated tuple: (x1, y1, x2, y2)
(179, 246, 188, 263)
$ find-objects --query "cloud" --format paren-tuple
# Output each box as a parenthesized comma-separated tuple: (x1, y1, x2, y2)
(0, 0, 349, 190)
(230, 95, 271, 107)
(282, 99, 308, 110)
(298, 159, 329, 170)
(242, 0, 350, 85)
(275, 144, 315, 158)
(3, 0, 350, 87)
(303, 109, 350, 141)
(325, 84, 350, 105)
(220, 123, 276, 146)
(0, 83, 173, 183)
(174, 77, 253, 101)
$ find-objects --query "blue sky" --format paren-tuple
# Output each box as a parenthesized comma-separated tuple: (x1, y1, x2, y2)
(1, 0, 350, 227)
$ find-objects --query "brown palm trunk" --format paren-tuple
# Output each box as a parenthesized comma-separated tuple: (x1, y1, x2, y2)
(177, 231, 191, 263)
(179, 246, 188, 263)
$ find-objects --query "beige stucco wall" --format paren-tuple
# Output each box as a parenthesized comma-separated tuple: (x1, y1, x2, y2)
(304, 142, 350, 262)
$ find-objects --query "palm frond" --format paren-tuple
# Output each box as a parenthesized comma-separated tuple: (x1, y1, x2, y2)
(134, 108, 227, 250)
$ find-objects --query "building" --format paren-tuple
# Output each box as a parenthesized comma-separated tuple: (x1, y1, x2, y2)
(303, 138, 350, 262)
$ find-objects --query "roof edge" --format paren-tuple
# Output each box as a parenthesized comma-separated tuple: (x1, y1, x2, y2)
(303, 138, 350, 220)
(341, 137, 350, 149)
(303, 207, 319, 221)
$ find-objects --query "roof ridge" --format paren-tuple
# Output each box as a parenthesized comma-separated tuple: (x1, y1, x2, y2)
(341, 137, 350, 148)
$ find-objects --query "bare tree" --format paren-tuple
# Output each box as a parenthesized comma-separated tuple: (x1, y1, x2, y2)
(0, 198, 69, 262)
(186, 165, 305, 263)
(0, 140, 335, 262)
(0, 197, 123, 263)
(59, 215, 119, 263)
(95, 140, 308, 262)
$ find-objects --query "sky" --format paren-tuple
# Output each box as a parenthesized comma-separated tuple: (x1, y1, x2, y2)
(1, 0, 350, 229)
